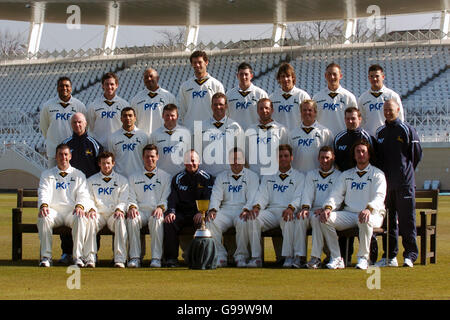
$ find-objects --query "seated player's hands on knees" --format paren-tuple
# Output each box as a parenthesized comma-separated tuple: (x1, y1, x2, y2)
(297, 208, 309, 220)
(73, 205, 85, 217)
(87, 208, 97, 219)
(38, 205, 50, 218)
(282, 206, 295, 221)
(206, 209, 217, 222)
(164, 212, 176, 223)
(358, 209, 371, 223)
(239, 209, 250, 221)
(152, 207, 164, 219)
(127, 206, 139, 219)
(320, 208, 331, 223)
(249, 206, 260, 220)
(314, 208, 323, 217)
(113, 209, 125, 219)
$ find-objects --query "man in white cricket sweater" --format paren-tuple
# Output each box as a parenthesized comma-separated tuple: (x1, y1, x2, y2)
(107, 107, 149, 178)
(37, 143, 92, 267)
(86, 151, 129, 268)
(288, 99, 334, 173)
(197, 92, 244, 177)
(86, 72, 130, 147)
(126, 144, 171, 268)
(358, 64, 404, 136)
(243, 144, 304, 268)
(246, 98, 288, 176)
(206, 148, 259, 267)
(226, 62, 268, 130)
(40, 76, 87, 167)
(269, 63, 311, 131)
(131, 68, 177, 136)
(319, 139, 386, 270)
(313, 63, 357, 136)
(149, 104, 192, 177)
(296, 146, 341, 269)
(177, 50, 225, 130)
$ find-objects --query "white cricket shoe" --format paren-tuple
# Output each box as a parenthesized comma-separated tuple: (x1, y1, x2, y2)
(355, 257, 369, 270)
(217, 257, 228, 268)
(283, 257, 293, 268)
(403, 258, 414, 268)
(375, 257, 398, 267)
(326, 257, 345, 269)
(114, 262, 125, 268)
(235, 258, 247, 268)
(150, 259, 162, 268)
(85, 260, 95, 268)
(127, 258, 140, 268)
(39, 257, 51, 267)
(74, 258, 85, 268)
(246, 258, 262, 268)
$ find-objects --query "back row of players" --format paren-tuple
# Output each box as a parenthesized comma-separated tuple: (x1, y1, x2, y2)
(38, 50, 419, 269)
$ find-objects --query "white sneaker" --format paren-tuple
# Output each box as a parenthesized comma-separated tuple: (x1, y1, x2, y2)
(235, 259, 247, 268)
(150, 259, 161, 268)
(74, 258, 85, 268)
(246, 258, 262, 268)
(114, 262, 125, 268)
(403, 258, 414, 268)
(127, 258, 141, 268)
(355, 257, 369, 270)
(217, 257, 228, 267)
(326, 257, 345, 269)
(85, 260, 95, 268)
(283, 257, 293, 268)
(375, 257, 398, 267)
(39, 257, 51, 267)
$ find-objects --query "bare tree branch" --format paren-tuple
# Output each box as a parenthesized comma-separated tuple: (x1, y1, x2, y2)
(155, 27, 185, 47)
(0, 29, 26, 56)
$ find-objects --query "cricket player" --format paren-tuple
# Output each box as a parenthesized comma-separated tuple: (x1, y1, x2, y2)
(246, 98, 288, 176)
(149, 104, 192, 176)
(288, 99, 333, 173)
(130, 68, 176, 136)
(107, 107, 149, 178)
(243, 144, 304, 268)
(40, 76, 87, 167)
(177, 50, 225, 129)
(269, 63, 311, 131)
(226, 62, 268, 130)
(86, 72, 130, 147)
(197, 92, 244, 177)
(375, 99, 422, 268)
(297, 146, 341, 269)
(86, 151, 129, 268)
(37, 143, 92, 267)
(126, 144, 171, 268)
(358, 64, 404, 136)
(319, 139, 387, 270)
(206, 148, 259, 267)
(313, 63, 357, 136)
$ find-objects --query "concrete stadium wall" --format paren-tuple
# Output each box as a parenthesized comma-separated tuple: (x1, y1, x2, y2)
(0, 169, 39, 189)
(415, 142, 450, 191)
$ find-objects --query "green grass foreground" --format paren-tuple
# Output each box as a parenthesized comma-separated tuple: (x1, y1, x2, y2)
(0, 193, 449, 300)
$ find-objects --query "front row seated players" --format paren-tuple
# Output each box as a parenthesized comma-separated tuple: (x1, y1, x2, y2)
(319, 139, 386, 270)
(37, 143, 92, 267)
(206, 147, 260, 267)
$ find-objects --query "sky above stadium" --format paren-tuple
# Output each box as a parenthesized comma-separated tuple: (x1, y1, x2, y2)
(0, 11, 441, 52)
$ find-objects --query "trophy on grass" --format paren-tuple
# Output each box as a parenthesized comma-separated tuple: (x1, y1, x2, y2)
(187, 199, 217, 269)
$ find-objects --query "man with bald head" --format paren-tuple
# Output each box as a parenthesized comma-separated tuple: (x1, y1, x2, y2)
(375, 99, 422, 268)
(130, 67, 176, 136)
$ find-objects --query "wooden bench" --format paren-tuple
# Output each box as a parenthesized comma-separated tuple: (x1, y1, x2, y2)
(11, 189, 438, 265)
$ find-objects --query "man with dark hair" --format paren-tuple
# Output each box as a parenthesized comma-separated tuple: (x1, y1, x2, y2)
(358, 64, 404, 136)
(126, 144, 172, 268)
(313, 63, 357, 136)
(37, 143, 92, 267)
(107, 107, 149, 178)
(243, 144, 305, 268)
(163, 149, 215, 267)
(149, 104, 192, 176)
(270, 62, 311, 131)
(178, 50, 225, 129)
(319, 139, 387, 270)
(131, 68, 176, 136)
(375, 99, 422, 268)
(226, 62, 268, 130)
(333, 106, 377, 265)
(87, 72, 130, 147)
(40, 76, 87, 167)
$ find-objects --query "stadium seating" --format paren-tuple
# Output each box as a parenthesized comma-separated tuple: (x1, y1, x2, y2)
(0, 44, 448, 166)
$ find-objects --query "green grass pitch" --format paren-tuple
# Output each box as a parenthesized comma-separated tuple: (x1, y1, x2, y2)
(0, 193, 448, 300)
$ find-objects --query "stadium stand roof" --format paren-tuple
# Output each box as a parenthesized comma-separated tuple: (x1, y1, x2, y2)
(0, 0, 445, 26)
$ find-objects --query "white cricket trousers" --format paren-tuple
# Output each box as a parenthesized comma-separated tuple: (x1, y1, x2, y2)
(87, 213, 127, 263)
(247, 208, 282, 259)
(37, 208, 89, 260)
(206, 206, 249, 261)
(127, 210, 163, 260)
(283, 211, 325, 258)
(320, 210, 383, 260)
